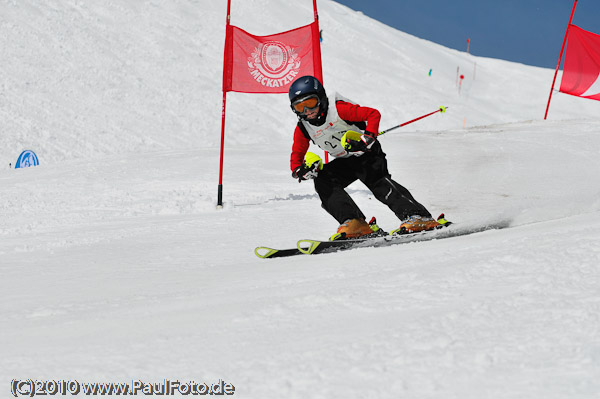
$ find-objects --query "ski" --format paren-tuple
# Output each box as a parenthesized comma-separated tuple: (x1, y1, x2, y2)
(254, 217, 510, 259)
(254, 227, 450, 259)
(255, 221, 446, 259)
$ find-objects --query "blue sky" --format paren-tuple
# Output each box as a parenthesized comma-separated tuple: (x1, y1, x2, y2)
(334, 0, 600, 69)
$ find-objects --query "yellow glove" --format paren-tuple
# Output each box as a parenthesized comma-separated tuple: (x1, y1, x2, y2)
(341, 130, 375, 156)
(292, 152, 323, 182)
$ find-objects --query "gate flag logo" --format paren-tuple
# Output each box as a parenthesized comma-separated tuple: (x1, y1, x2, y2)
(248, 41, 300, 84)
(15, 150, 39, 169)
(559, 25, 600, 101)
(223, 21, 322, 94)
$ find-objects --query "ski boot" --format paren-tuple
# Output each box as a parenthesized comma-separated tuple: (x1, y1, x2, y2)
(330, 217, 388, 241)
(330, 218, 374, 241)
(391, 214, 446, 235)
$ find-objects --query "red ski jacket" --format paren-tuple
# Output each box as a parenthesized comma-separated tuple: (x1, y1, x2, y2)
(290, 100, 381, 171)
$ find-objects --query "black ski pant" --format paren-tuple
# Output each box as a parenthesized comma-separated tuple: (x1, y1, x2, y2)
(313, 142, 431, 224)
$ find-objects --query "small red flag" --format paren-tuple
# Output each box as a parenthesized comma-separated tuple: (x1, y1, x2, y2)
(223, 22, 322, 94)
(559, 25, 600, 101)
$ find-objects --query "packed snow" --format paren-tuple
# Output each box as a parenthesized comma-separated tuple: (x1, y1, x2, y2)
(2, 1, 600, 398)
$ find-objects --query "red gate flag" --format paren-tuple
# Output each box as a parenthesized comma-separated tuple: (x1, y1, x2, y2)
(560, 25, 600, 101)
(217, 0, 322, 207)
(223, 21, 322, 93)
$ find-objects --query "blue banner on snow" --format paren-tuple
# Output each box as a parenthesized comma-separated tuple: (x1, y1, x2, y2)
(15, 150, 39, 168)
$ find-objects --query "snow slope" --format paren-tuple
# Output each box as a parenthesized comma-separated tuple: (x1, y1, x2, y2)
(1, 1, 600, 398)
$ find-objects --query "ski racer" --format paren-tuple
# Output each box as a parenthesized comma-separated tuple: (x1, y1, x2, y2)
(289, 75, 441, 240)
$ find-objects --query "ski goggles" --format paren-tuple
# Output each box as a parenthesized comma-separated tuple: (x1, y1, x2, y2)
(292, 95, 320, 114)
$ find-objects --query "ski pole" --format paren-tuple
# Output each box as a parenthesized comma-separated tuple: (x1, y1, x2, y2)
(378, 106, 448, 136)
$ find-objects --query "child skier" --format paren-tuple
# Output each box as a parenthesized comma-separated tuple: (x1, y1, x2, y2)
(289, 75, 441, 239)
